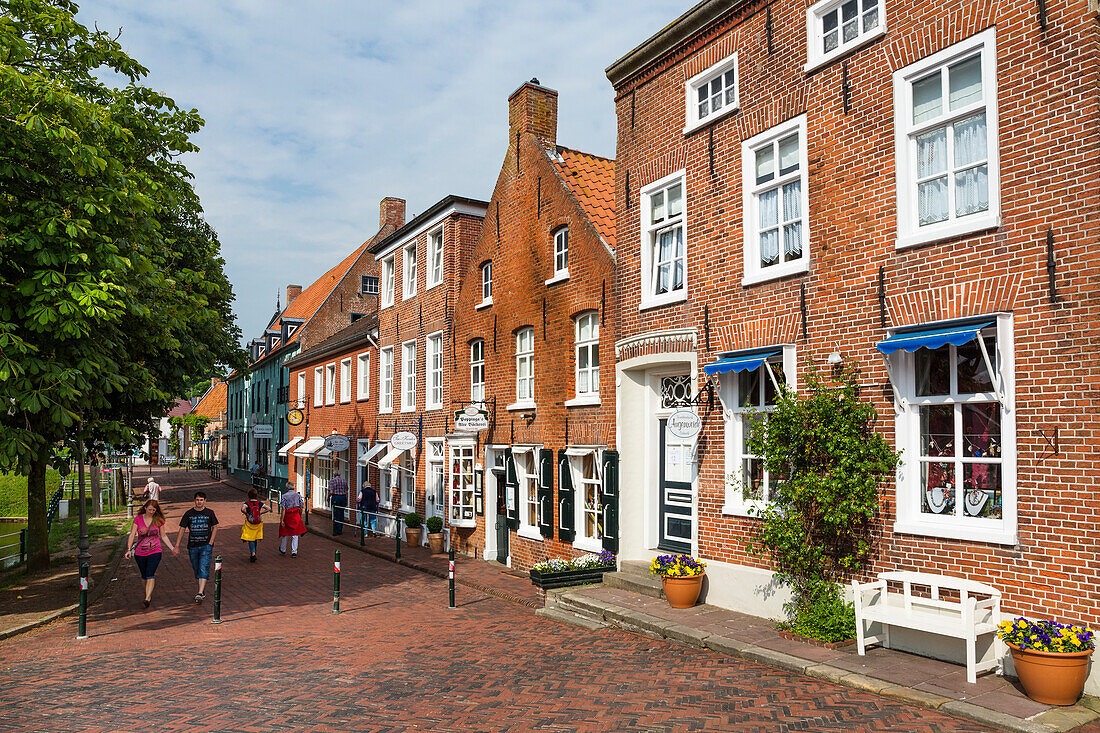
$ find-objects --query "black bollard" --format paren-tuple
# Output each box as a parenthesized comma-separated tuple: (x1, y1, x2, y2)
(448, 547, 456, 609)
(333, 549, 341, 614)
(395, 514, 402, 560)
(360, 512, 365, 546)
(77, 562, 89, 639)
(212, 555, 222, 624)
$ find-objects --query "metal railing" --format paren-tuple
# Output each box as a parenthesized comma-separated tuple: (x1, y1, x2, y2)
(0, 527, 27, 569)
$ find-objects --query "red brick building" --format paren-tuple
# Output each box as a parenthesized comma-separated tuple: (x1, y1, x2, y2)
(606, 0, 1099, 684)
(368, 196, 488, 550)
(449, 81, 618, 570)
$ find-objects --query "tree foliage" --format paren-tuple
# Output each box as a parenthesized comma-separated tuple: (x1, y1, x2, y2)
(0, 0, 245, 568)
(744, 364, 899, 617)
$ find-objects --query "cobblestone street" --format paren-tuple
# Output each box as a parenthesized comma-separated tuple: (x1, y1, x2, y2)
(0, 472, 1012, 732)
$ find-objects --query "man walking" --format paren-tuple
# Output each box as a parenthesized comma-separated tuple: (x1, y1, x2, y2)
(328, 470, 349, 535)
(357, 481, 378, 534)
(175, 491, 219, 602)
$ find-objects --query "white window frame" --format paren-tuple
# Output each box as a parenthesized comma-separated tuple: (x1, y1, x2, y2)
(893, 28, 1000, 250)
(379, 347, 393, 413)
(297, 371, 306, 408)
(639, 171, 687, 310)
(426, 331, 444, 410)
(478, 262, 493, 309)
(547, 228, 569, 284)
(514, 446, 542, 541)
(403, 242, 417, 299)
(889, 315, 1016, 545)
(401, 340, 416, 412)
(340, 357, 352, 403)
(312, 457, 333, 511)
(470, 339, 485, 403)
(511, 327, 535, 410)
(357, 352, 370, 401)
(721, 346, 797, 516)
(381, 255, 395, 309)
(313, 367, 323, 408)
(741, 115, 810, 286)
(378, 460, 394, 509)
(684, 52, 739, 134)
(427, 226, 444, 289)
(568, 447, 605, 553)
(805, 0, 887, 73)
(399, 451, 416, 514)
(574, 312, 599, 399)
(449, 442, 477, 528)
(324, 363, 336, 405)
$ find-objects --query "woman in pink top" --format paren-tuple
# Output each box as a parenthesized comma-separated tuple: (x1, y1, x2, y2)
(124, 500, 176, 608)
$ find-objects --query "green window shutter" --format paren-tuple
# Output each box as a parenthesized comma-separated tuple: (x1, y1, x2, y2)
(505, 448, 519, 530)
(538, 448, 554, 538)
(557, 449, 575, 542)
(601, 449, 619, 553)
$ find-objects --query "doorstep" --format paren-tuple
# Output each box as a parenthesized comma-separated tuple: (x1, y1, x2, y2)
(548, 585, 1100, 733)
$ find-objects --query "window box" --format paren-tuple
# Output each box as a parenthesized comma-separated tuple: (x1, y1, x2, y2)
(529, 566, 613, 590)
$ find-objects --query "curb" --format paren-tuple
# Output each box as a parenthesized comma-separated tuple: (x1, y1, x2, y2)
(0, 536, 127, 641)
(220, 478, 539, 611)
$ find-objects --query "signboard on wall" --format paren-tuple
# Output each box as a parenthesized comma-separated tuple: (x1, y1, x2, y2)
(453, 406, 490, 432)
(252, 424, 274, 438)
(666, 411, 702, 440)
(390, 431, 417, 451)
(324, 434, 351, 452)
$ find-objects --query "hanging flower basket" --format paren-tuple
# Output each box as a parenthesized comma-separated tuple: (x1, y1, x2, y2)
(650, 554, 706, 609)
(998, 617, 1095, 706)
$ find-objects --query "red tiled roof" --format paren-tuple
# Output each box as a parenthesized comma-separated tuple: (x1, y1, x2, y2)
(166, 398, 192, 418)
(192, 381, 227, 419)
(552, 147, 616, 249)
(278, 234, 379, 343)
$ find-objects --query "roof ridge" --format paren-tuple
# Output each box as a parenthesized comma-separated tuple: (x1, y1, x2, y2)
(555, 144, 615, 163)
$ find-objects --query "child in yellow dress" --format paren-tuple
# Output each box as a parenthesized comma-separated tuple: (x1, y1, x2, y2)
(240, 488, 271, 562)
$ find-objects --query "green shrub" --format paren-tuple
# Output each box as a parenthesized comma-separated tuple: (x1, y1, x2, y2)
(403, 512, 422, 529)
(425, 516, 443, 533)
(778, 593, 857, 644)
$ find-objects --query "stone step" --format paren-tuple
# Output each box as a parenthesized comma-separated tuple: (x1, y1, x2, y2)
(556, 592, 610, 622)
(603, 570, 664, 599)
(535, 606, 607, 631)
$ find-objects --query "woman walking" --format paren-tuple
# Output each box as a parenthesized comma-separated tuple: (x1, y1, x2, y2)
(240, 488, 270, 562)
(124, 500, 176, 608)
(278, 482, 307, 557)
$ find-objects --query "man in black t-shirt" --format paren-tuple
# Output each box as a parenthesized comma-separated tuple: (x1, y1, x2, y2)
(175, 491, 219, 603)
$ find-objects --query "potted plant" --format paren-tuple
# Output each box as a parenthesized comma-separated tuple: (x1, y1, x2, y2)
(650, 554, 706, 608)
(998, 617, 1095, 706)
(425, 515, 445, 554)
(403, 512, 423, 547)
(529, 552, 617, 590)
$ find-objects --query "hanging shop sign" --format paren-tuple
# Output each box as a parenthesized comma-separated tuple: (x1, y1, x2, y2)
(252, 424, 274, 438)
(323, 434, 351, 453)
(666, 410, 702, 440)
(389, 431, 417, 451)
(453, 405, 490, 432)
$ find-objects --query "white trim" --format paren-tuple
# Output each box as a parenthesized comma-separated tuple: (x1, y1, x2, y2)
(324, 362, 336, 405)
(564, 395, 601, 408)
(296, 371, 306, 410)
(638, 169, 688, 310)
(313, 366, 323, 408)
(401, 339, 416, 412)
(379, 346, 394, 414)
(402, 242, 417, 300)
(741, 115, 810, 286)
(893, 27, 1000, 250)
(804, 0, 887, 74)
(380, 255, 395, 309)
(426, 330, 444, 411)
(426, 225, 445, 290)
(339, 357, 352, 403)
(683, 51, 739, 135)
(356, 352, 370, 401)
(476, 298, 493, 310)
(545, 271, 570, 286)
(517, 526, 544, 542)
(372, 202, 488, 260)
(506, 399, 537, 412)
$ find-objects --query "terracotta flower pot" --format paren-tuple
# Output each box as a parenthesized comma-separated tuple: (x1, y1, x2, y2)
(427, 532, 445, 554)
(1007, 642, 1093, 706)
(405, 527, 423, 547)
(662, 573, 704, 609)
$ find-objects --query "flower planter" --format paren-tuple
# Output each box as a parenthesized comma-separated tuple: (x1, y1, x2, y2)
(1007, 642, 1093, 706)
(777, 630, 857, 649)
(661, 573, 704, 609)
(404, 527, 422, 547)
(427, 532, 445, 554)
(529, 566, 613, 590)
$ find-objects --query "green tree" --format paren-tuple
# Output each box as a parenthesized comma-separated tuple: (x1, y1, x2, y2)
(0, 0, 245, 569)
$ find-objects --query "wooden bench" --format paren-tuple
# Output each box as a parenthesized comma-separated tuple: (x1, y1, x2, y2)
(852, 571, 1001, 683)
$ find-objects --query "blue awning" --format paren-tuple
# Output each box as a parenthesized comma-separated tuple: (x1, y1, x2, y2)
(876, 321, 995, 356)
(703, 350, 781, 377)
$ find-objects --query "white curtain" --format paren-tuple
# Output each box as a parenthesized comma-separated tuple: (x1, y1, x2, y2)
(917, 128, 948, 225)
(954, 113, 988, 216)
(758, 189, 779, 265)
(782, 181, 802, 260)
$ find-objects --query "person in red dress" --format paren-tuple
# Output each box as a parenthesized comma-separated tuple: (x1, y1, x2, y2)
(278, 483, 307, 557)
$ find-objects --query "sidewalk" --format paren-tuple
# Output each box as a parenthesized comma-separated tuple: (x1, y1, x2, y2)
(220, 475, 541, 608)
(546, 583, 1100, 733)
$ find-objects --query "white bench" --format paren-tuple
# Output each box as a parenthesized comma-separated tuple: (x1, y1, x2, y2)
(852, 571, 1001, 683)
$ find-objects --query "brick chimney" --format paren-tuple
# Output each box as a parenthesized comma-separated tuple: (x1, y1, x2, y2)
(286, 284, 302, 306)
(379, 197, 406, 230)
(509, 78, 557, 150)
(210, 377, 221, 387)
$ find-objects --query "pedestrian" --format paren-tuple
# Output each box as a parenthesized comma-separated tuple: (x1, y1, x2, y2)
(143, 476, 161, 501)
(328, 471, 349, 535)
(278, 482, 307, 557)
(240, 488, 270, 562)
(356, 481, 378, 534)
(174, 491, 219, 603)
(124, 499, 177, 608)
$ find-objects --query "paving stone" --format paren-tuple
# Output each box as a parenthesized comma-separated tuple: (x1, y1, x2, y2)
(941, 700, 1051, 733)
(877, 683, 955, 709)
(535, 606, 606, 631)
(1030, 704, 1100, 733)
(741, 645, 814, 674)
(663, 623, 711, 647)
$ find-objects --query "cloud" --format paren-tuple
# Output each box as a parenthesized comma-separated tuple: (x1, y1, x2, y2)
(76, 0, 695, 343)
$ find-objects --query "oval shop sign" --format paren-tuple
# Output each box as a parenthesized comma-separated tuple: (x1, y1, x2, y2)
(666, 410, 702, 440)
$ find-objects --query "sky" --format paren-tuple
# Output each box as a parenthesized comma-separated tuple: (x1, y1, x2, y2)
(74, 0, 697, 343)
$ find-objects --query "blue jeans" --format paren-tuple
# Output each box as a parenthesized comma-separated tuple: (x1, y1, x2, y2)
(135, 552, 161, 580)
(188, 544, 213, 579)
(247, 540, 257, 555)
(360, 508, 377, 532)
(331, 494, 347, 535)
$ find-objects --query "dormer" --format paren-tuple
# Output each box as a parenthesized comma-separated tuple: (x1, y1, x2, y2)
(280, 317, 305, 344)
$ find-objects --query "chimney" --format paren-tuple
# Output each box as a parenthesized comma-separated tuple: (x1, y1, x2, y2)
(210, 377, 221, 387)
(509, 78, 557, 150)
(379, 197, 406, 230)
(286, 284, 302, 306)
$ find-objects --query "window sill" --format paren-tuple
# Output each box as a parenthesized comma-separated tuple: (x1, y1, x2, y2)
(357, 395, 370, 402)
(564, 395, 601, 408)
(742, 259, 809, 287)
(426, 280, 442, 291)
(545, 271, 570, 286)
(400, 505, 416, 515)
(895, 214, 1000, 250)
(476, 298, 493, 311)
(340, 398, 351, 405)
(379, 407, 393, 415)
(517, 526, 544, 542)
(450, 518, 476, 529)
(401, 406, 417, 413)
(572, 537, 604, 554)
(893, 518, 1016, 546)
(638, 291, 687, 312)
(507, 400, 537, 412)
(426, 404, 442, 412)
(683, 103, 739, 136)
(721, 503, 765, 518)
(804, 27, 886, 75)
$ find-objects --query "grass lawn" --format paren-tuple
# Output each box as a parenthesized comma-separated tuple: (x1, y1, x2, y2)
(49, 513, 130, 555)
(0, 470, 63, 517)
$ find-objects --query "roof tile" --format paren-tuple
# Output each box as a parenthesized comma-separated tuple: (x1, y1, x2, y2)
(552, 147, 616, 249)
(192, 381, 227, 419)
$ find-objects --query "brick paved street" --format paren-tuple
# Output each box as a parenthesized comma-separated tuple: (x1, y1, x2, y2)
(0, 472, 1003, 732)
